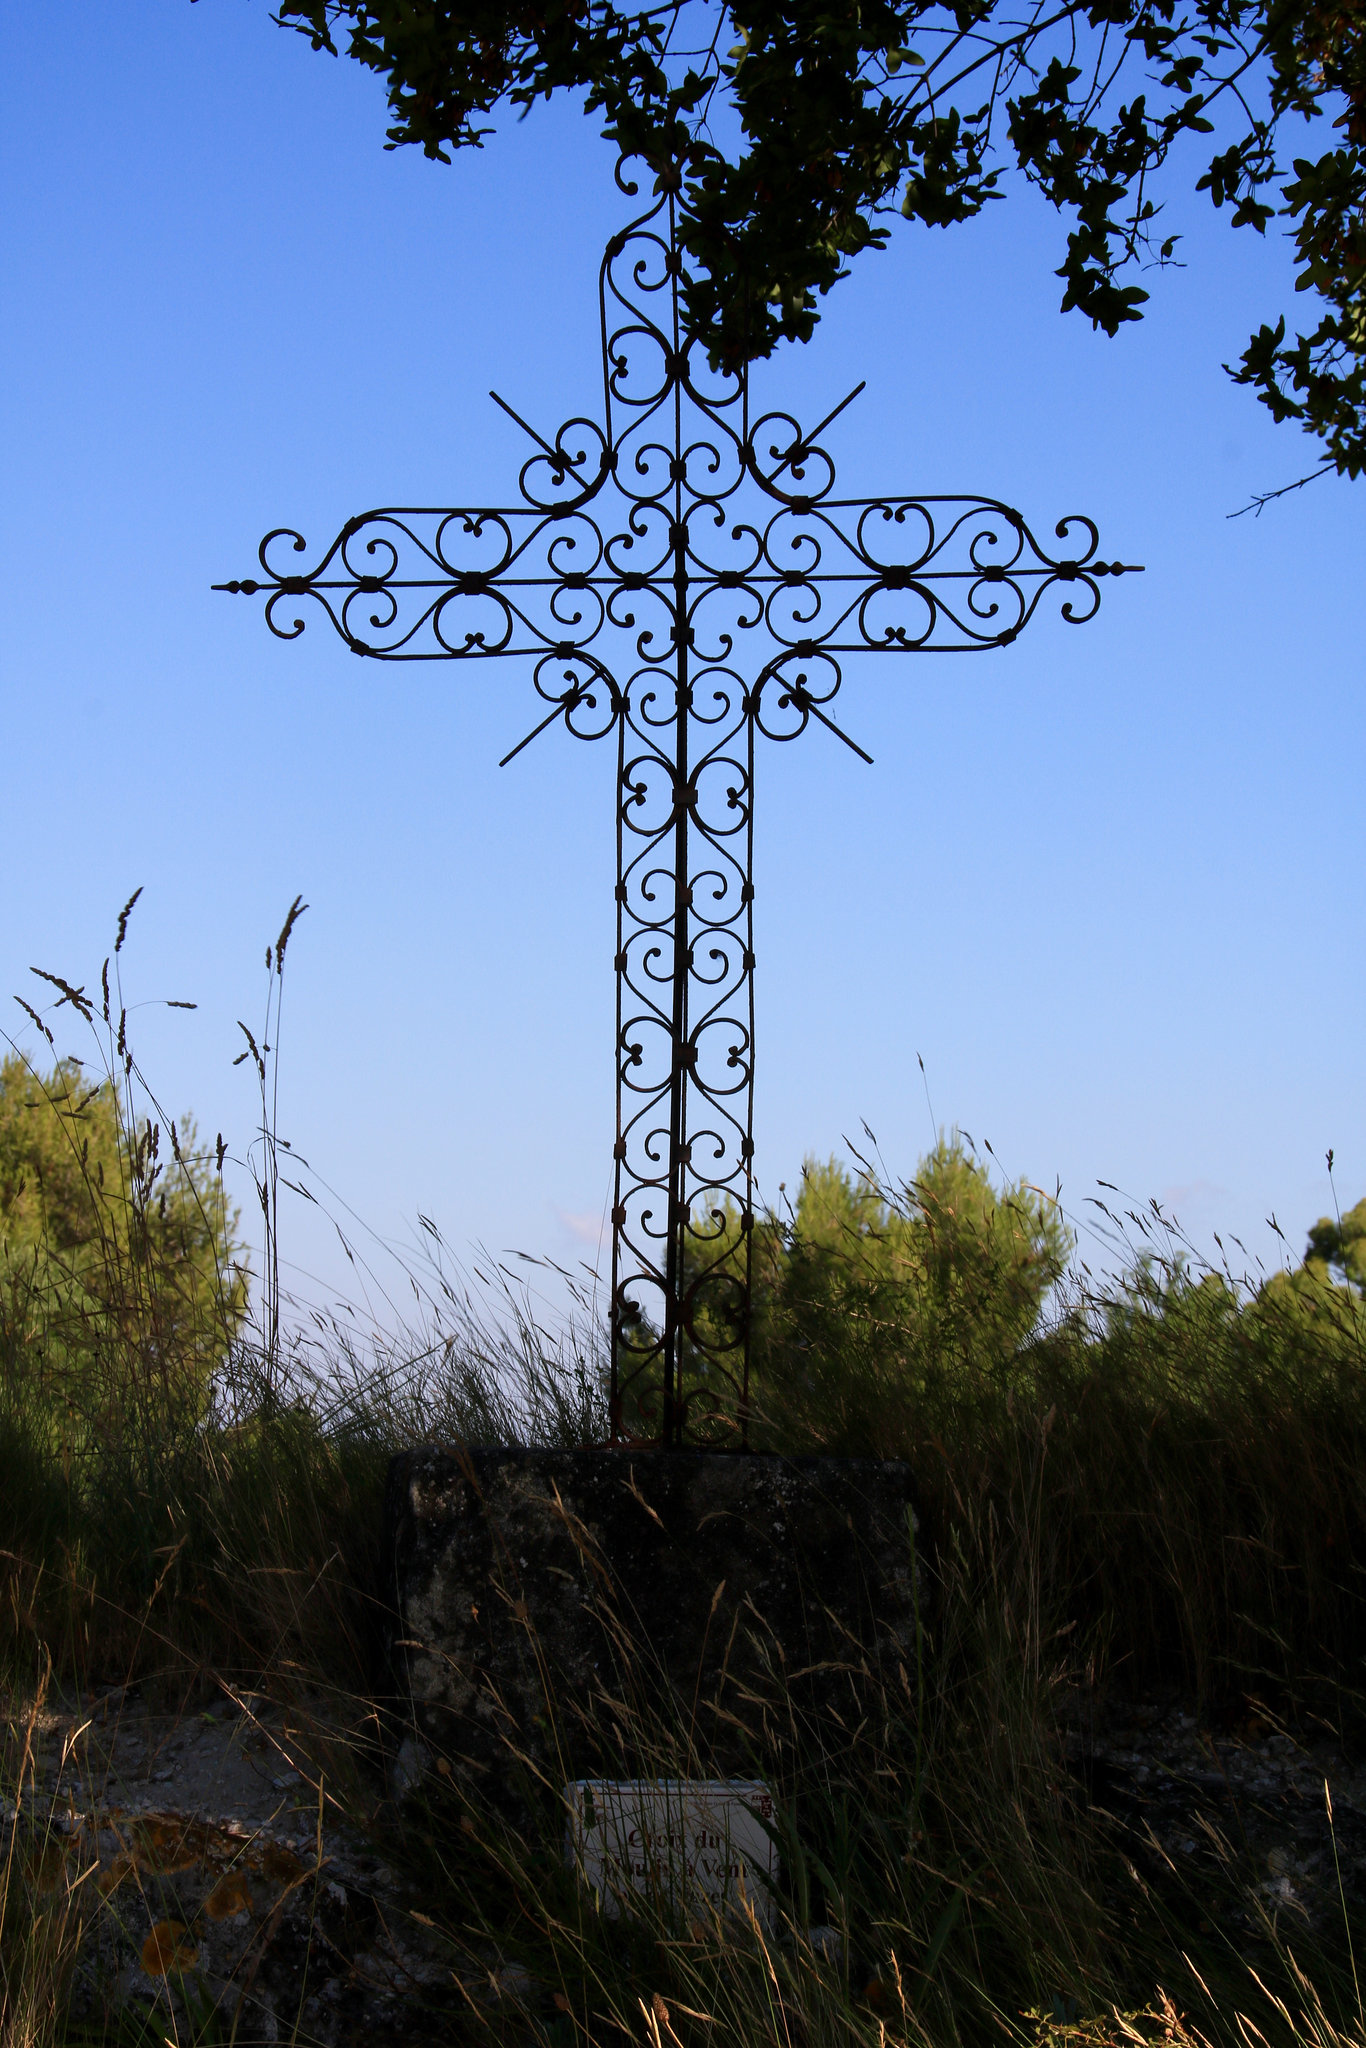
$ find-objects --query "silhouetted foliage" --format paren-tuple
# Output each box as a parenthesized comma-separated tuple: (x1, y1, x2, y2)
(278, 0, 1366, 472)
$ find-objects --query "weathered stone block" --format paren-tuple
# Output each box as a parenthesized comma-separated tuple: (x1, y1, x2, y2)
(383, 1448, 918, 1803)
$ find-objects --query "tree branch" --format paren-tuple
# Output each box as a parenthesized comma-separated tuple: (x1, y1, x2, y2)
(1226, 463, 1332, 517)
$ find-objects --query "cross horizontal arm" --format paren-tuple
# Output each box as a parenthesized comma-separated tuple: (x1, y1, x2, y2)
(215, 497, 1143, 666)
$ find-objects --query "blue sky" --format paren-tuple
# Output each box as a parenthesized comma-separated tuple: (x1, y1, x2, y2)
(2, 0, 1363, 1319)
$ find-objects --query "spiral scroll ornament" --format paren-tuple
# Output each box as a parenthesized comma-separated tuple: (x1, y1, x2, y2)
(218, 154, 1141, 1448)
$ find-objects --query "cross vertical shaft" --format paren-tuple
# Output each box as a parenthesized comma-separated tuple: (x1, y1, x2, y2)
(610, 488, 758, 1448)
(667, 517, 691, 1441)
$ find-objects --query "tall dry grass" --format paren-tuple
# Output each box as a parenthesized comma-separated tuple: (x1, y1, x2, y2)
(379, 1415, 1366, 2048)
(2, 916, 1365, 2046)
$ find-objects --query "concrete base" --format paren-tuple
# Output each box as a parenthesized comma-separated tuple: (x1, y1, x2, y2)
(383, 1448, 919, 1804)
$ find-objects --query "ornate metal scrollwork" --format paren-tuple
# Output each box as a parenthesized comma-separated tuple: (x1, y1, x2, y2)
(219, 153, 1140, 1449)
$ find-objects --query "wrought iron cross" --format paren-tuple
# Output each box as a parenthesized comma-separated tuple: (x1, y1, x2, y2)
(219, 155, 1139, 1448)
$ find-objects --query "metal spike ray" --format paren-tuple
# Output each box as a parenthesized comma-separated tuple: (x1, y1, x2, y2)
(217, 153, 1141, 1449)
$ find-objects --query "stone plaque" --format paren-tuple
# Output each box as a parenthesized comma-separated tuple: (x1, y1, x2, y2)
(564, 1779, 777, 1925)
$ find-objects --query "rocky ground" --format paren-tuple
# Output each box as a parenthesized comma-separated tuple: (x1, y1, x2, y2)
(8, 1678, 1366, 2045)
(3, 1683, 461, 2045)
(1066, 1687, 1366, 1942)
